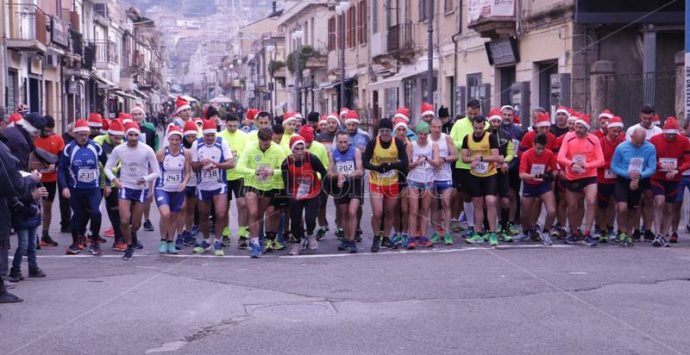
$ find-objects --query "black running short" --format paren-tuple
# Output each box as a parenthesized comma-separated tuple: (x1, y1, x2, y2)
(467, 174, 498, 198)
(226, 179, 245, 201)
(614, 178, 650, 209)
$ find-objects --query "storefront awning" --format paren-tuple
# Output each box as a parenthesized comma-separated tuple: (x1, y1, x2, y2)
(368, 67, 428, 91)
(113, 90, 139, 100)
(133, 88, 150, 99)
(92, 73, 117, 89)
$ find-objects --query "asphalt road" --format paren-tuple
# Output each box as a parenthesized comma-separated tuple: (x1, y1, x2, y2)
(2, 199, 690, 354)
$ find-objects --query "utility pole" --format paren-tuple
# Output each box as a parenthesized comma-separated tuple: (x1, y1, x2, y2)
(336, 2, 351, 111)
(426, 0, 434, 103)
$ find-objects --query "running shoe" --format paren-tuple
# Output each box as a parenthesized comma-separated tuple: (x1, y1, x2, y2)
(418, 236, 433, 247)
(443, 231, 453, 245)
(563, 235, 579, 244)
(400, 233, 410, 249)
(250, 240, 262, 258)
(371, 236, 381, 253)
(529, 228, 542, 242)
(541, 232, 553, 246)
(122, 247, 134, 260)
(459, 212, 467, 225)
(191, 225, 200, 236)
(214, 240, 225, 256)
(28, 268, 46, 278)
(273, 239, 286, 251)
(134, 240, 144, 250)
(335, 228, 345, 241)
(183, 232, 197, 246)
(65, 244, 81, 255)
(593, 227, 602, 239)
(499, 229, 513, 243)
(316, 226, 328, 241)
(488, 233, 498, 247)
(406, 236, 416, 249)
(465, 233, 485, 244)
(193, 240, 212, 254)
(514, 231, 530, 242)
(264, 240, 274, 253)
(289, 242, 301, 256)
(449, 219, 461, 233)
(40, 235, 58, 247)
(306, 234, 318, 250)
(113, 242, 128, 252)
(8, 269, 23, 283)
(175, 235, 185, 250)
(237, 237, 248, 249)
(430, 231, 441, 244)
(77, 235, 86, 250)
(88, 243, 102, 256)
(643, 230, 655, 243)
(631, 229, 641, 242)
(143, 219, 155, 231)
(652, 235, 669, 248)
(598, 235, 609, 244)
(104, 227, 115, 238)
(462, 227, 476, 239)
(617, 233, 631, 247)
(222, 227, 231, 238)
(349, 240, 358, 253)
(167, 242, 178, 255)
(221, 236, 231, 248)
(337, 240, 350, 251)
(670, 232, 679, 244)
(159, 241, 168, 254)
(583, 234, 598, 247)
(381, 237, 397, 249)
(507, 223, 520, 235)
(355, 229, 363, 242)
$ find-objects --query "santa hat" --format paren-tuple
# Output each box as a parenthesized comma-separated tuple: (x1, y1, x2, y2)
(88, 113, 103, 128)
(653, 113, 661, 126)
(327, 113, 340, 125)
(393, 107, 411, 123)
(131, 106, 145, 115)
(607, 116, 624, 129)
(175, 96, 191, 115)
(283, 112, 298, 125)
(663, 117, 680, 134)
(344, 110, 360, 125)
(125, 121, 141, 135)
(289, 135, 305, 151)
(513, 115, 521, 125)
(101, 119, 110, 133)
(318, 115, 328, 126)
(245, 108, 259, 121)
(535, 112, 551, 128)
(500, 105, 515, 112)
(339, 107, 350, 118)
(294, 112, 304, 120)
(420, 103, 435, 117)
(202, 119, 217, 134)
(575, 114, 591, 130)
(167, 125, 183, 140)
(568, 111, 580, 122)
(8, 113, 24, 127)
(183, 121, 199, 136)
(108, 119, 125, 136)
(556, 106, 571, 116)
(299, 126, 315, 144)
(393, 118, 408, 132)
(73, 119, 90, 133)
(598, 109, 614, 120)
(488, 108, 502, 122)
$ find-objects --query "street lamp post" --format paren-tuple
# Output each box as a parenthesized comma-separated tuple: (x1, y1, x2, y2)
(336, 1, 351, 111)
(266, 44, 276, 116)
(293, 27, 303, 114)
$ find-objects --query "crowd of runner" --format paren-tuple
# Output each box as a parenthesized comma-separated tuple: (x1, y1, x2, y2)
(3, 96, 690, 283)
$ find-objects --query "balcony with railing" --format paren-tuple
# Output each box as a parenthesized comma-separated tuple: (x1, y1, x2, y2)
(93, 40, 118, 68)
(386, 22, 416, 62)
(467, 0, 516, 38)
(5, 2, 49, 52)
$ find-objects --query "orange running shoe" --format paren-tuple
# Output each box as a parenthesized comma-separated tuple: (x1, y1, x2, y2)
(104, 227, 115, 238)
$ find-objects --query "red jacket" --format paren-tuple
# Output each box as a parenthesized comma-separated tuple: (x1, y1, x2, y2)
(597, 134, 625, 184)
(519, 131, 558, 158)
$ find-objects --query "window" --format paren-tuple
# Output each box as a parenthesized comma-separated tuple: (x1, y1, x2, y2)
(419, 0, 429, 21)
(358, 1, 367, 45)
(372, 0, 378, 33)
(347, 6, 356, 48)
(467, 73, 482, 101)
(444, 0, 454, 13)
(327, 16, 336, 51)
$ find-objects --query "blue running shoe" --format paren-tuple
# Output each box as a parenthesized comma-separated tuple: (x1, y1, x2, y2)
(175, 234, 185, 250)
(250, 240, 262, 258)
(191, 225, 200, 236)
(193, 240, 212, 254)
(183, 231, 197, 247)
(213, 240, 225, 256)
(463, 227, 475, 239)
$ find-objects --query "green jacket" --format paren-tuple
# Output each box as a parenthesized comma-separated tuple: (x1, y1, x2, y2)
(236, 141, 287, 191)
(217, 129, 249, 181)
(449, 116, 488, 169)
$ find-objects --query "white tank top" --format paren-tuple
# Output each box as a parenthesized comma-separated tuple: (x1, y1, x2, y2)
(407, 140, 435, 184)
(431, 133, 452, 182)
(159, 147, 187, 192)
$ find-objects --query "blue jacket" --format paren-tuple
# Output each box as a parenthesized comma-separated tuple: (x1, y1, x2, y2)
(611, 140, 657, 179)
(58, 139, 108, 190)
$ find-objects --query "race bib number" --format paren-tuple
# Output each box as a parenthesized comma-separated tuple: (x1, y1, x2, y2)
(77, 168, 98, 183)
(473, 161, 489, 174)
(628, 157, 643, 173)
(573, 154, 586, 165)
(379, 170, 397, 178)
(420, 159, 430, 169)
(530, 164, 545, 176)
(604, 169, 616, 179)
(256, 164, 271, 182)
(336, 161, 355, 174)
(296, 178, 311, 199)
(201, 169, 220, 183)
(163, 172, 182, 185)
(659, 158, 677, 172)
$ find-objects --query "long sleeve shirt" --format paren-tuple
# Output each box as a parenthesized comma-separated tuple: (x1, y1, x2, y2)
(58, 140, 108, 190)
(104, 142, 160, 190)
(556, 133, 605, 180)
(610, 140, 656, 180)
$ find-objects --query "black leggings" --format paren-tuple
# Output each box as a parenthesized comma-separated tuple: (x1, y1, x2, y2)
(289, 198, 319, 242)
(69, 189, 102, 242)
(105, 187, 123, 241)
